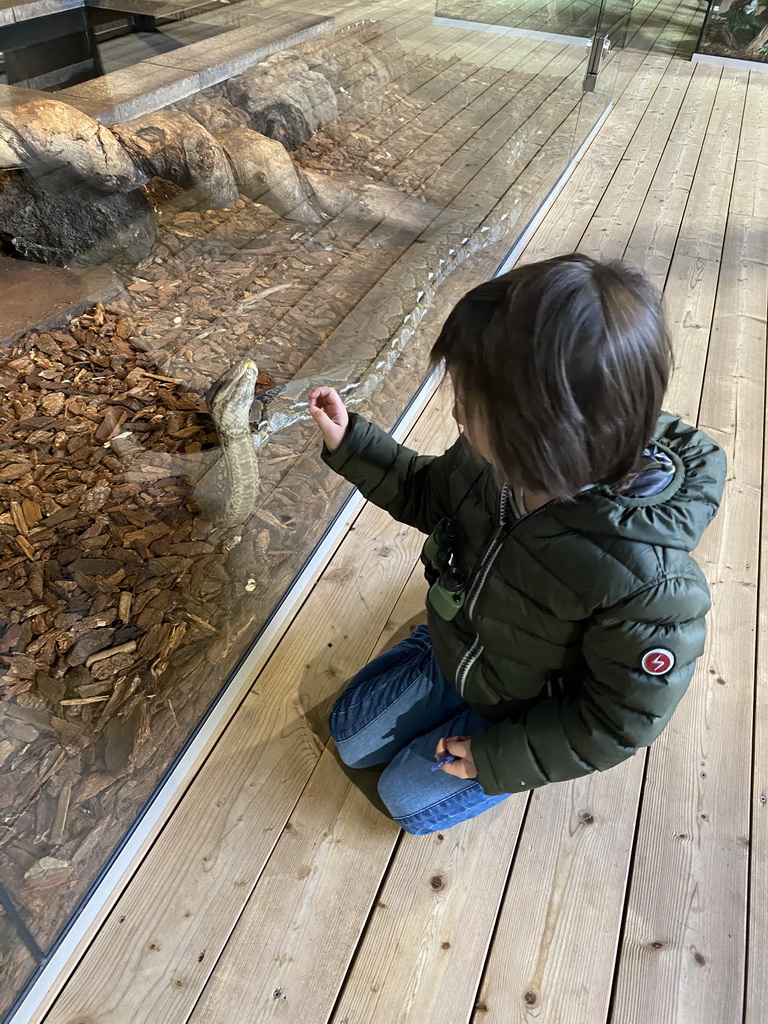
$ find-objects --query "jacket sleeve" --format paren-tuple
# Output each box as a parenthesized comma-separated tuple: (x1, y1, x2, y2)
(321, 412, 460, 535)
(470, 572, 711, 795)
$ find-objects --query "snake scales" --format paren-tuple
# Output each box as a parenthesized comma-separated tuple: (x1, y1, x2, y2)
(205, 205, 518, 526)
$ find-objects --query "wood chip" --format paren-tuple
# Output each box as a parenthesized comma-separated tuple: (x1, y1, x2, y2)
(0, 462, 32, 483)
(142, 371, 184, 384)
(50, 779, 73, 845)
(10, 500, 28, 535)
(59, 695, 111, 706)
(95, 407, 128, 443)
(22, 498, 42, 528)
(118, 592, 132, 623)
(15, 534, 36, 560)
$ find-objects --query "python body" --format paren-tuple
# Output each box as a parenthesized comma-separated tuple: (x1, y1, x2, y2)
(205, 206, 518, 526)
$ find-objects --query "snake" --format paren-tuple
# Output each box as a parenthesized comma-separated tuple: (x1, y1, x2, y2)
(204, 202, 520, 527)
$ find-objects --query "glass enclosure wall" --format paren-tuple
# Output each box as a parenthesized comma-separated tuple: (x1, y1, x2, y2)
(696, 0, 768, 62)
(0, 0, 628, 1015)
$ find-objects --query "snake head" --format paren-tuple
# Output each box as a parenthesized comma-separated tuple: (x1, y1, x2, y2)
(206, 359, 259, 418)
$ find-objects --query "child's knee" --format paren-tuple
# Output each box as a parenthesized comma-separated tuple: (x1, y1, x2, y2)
(331, 713, 387, 770)
(335, 742, 376, 771)
(377, 763, 439, 834)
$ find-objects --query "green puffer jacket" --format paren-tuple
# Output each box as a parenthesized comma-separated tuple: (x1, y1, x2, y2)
(323, 412, 726, 796)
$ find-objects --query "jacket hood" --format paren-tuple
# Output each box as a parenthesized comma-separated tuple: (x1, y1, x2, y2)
(552, 413, 726, 552)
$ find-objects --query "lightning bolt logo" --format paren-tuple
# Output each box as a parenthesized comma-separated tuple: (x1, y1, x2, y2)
(641, 648, 675, 675)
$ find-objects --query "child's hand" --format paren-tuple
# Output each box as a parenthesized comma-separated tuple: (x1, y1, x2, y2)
(308, 386, 350, 452)
(435, 735, 477, 779)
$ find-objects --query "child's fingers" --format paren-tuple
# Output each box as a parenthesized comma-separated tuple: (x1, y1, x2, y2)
(308, 387, 346, 422)
(308, 385, 339, 405)
(308, 401, 327, 423)
(443, 736, 470, 755)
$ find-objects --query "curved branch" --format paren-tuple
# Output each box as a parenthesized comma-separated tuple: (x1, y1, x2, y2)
(110, 110, 239, 209)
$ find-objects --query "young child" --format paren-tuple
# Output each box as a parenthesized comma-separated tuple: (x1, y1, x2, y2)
(307, 254, 726, 836)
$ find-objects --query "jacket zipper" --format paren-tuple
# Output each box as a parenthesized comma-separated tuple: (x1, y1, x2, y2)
(455, 486, 552, 697)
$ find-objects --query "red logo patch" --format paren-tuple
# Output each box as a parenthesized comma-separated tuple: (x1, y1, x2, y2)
(641, 648, 675, 675)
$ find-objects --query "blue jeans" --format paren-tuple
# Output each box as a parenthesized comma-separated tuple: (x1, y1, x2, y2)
(328, 625, 509, 834)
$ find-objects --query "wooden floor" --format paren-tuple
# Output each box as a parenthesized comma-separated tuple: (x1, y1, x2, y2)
(26, 12, 767, 1024)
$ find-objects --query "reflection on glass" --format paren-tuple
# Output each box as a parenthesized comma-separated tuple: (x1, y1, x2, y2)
(435, 0, 606, 40)
(0, 0, 614, 1010)
(0, 7, 232, 92)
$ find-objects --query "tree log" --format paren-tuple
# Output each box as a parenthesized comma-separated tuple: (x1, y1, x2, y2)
(226, 52, 338, 150)
(110, 111, 238, 209)
(216, 127, 324, 222)
(745, 22, 768, 57)
(0, 30, 400, 271)
(0, 168, 155, 267)
(0, 98, 146, 192)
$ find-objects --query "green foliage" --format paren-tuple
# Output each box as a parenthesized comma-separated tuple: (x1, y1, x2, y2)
(722, 0, 768, 48)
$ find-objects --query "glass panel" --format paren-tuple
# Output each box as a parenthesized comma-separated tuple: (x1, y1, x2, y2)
(697, 0, 768, 63)
(573, 0, 634, 159)
(0, 904, 37, 1022)
(0, 0, 614, 1007)
(435, 0, 604, 38)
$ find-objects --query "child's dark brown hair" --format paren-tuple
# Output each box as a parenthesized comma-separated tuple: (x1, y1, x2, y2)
(430, 253, 673, 498)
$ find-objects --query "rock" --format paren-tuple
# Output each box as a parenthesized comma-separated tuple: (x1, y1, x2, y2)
(227, 52, 338, 150)
(0, 169, 155, 268)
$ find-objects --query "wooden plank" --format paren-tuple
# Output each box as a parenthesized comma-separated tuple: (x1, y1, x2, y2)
(626, 0, 696, 53)
(43, 388, 458, 1024)
(407, 45, 587, 207)
(741, 70, 768, 1024)
(610, 127, 762, 1024)
(366, 39, 562, 192)
(435, 0, 589, 36)
(519, 54, 670, 263)
(187, 743, 401, 1024)
(579, 58, 695, 260)
(729, 72, 768, 221)
(671, 1, 711, 60)
(188, 564, 429, 1024)
(673, 69, 747, 262)
(435, 52, 590, 218)
(661, 255, 721, 426)
(624, 63, 721, 289)
(328, 798, 528, 1024)
(474, 758, 644, 1023)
